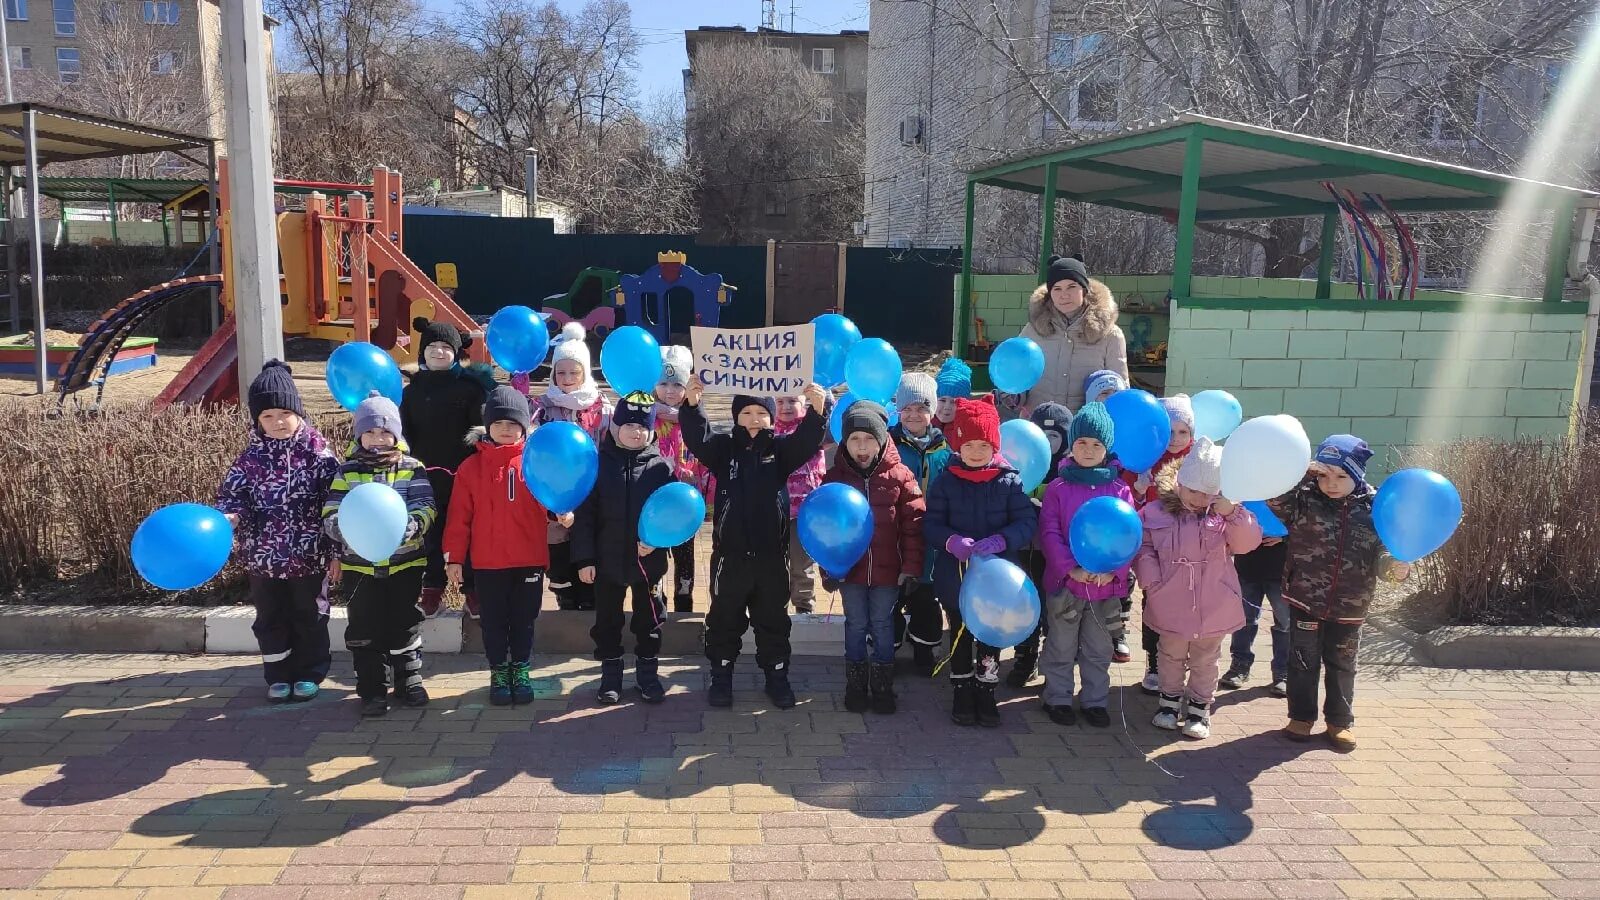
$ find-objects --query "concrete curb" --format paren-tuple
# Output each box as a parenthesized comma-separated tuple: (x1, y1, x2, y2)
(1367, 614, 1600, 671)
(0, 605, 205, 654)
(204, 606, 464, 655)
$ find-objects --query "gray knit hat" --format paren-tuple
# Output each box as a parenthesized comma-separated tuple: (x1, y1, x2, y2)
(353, 391, 404, 441)
(893, 372, 938, 412)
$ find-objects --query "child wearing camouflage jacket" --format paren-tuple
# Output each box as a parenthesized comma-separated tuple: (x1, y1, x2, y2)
(1267, 435, 1410, 752)
(323, 392, 438, 716)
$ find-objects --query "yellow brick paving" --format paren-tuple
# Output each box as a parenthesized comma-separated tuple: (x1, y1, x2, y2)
(0, 651, 1595, 899)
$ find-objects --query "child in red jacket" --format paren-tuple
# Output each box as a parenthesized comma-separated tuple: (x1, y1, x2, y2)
(821, 400, 925, 715)
(443, 387, 570, 707)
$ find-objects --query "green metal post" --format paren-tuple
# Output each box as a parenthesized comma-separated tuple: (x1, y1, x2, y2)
(160, 205, 170, 249)
(1038, 162, 1059, 279)
(61, 203, 68, 244)
(107, 182, 118, 245)
(958, 179, 976, 356)
(1544, 198, 1577, 303)
(1170, 128, 1204, 300)
(1316, 212, 1338, 299)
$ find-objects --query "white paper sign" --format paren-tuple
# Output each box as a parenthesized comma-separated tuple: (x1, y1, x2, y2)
(691, 324, 815, 397)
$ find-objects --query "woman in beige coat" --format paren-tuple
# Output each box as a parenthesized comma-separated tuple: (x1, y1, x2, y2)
(1019, 255, 1128, 413)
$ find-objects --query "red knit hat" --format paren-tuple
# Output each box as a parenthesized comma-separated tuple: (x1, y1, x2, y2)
(947, 396, 1001, 450)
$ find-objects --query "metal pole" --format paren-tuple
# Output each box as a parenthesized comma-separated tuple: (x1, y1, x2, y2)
(107, 181, 118, 245)
(206, 141, 221, 330)
(0, 10, 14, 103)
(1315, 212, 1338, 300)
(221, 0, 283, 385)
(524, 149, 538, 218)
(23, 109, 46, 393)
(1037, 161, 1059, 280)
(1170, 128, 1204, 300)
(957, 178, 975, 355)
(4, 168, 17, 334)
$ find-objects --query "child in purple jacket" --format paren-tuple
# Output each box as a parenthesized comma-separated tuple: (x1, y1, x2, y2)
(216, 361, 341, 704)
(1134, 437, 1262, 740)
(1036, 402, 1134, 728)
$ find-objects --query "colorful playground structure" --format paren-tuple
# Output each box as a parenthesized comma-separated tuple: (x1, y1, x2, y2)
(55, 165, 479, 408)
(537, 252, 736, 347)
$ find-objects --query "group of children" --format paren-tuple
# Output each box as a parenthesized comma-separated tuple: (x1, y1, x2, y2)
(217, 317, 1405, 749)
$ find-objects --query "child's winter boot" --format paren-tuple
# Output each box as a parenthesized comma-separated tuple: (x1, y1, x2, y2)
(912, 643, 936, 677)
(1006, 641, 1039, 688)
(636, 657, 665, 704)
(950, 679, 977, 726)
(974, 681, 1001, 728)
(1282, 719, 1315, 742)
(764, 662, 797, 709)
(1152, 694, 1182, 730)
(1326, 724, 1356, 753)
(510, 661, 536, 705)
(1181, 700, 1211, 740)
(488, 664, 513, 706)
(597, 657, 625, 705)
(844, 662, 870, 713)
(868, 662, 897, 715)
(708, 659, 735, 708)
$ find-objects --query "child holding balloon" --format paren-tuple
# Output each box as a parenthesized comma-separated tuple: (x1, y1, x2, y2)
(680, 378, 828, 710)
(821, 400, 926, 714)
(1267, 436, 1410, 752)
(216, 361, 342, 704)
(573, 391, 677, 705)
(1134, 438, 1262, 740)
(322, 392, 438, 717)
(891, 373, 952, 676)
(1124, 394, 1198, 687)
(776, 393, 831, 613)
(522, 322, 613, 612)
(923, 397, 1038, 728)
(1007, 401, 1074, 688)
(444, 386, 566, 706)
(652, 346, 707, 612)
(1036, 402, 1134, 728)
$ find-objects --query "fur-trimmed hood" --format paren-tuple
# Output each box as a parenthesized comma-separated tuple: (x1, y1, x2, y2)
(1027, 278, 1119, 344)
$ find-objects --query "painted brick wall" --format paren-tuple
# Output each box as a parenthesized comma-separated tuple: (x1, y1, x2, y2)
(1166, 303, 1587, 476)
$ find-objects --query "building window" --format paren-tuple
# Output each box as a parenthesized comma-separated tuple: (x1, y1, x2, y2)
(1047, 33, 1118, 127)
(142, 0, 176, 24)
(812, 47, 835, 74)
(8, 46, 30, 69)
(52, 0, 74, 36)
(765, 188, 788, 216)
(56, 46, 79, 83)
(4, 0, 25, 21)
(1419, 85, 1484, 145)
(149, 49, 178, 74)
(815, 97, 833, 123)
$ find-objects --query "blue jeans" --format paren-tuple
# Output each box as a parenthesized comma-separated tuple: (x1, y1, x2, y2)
(1230, 579, 1289, 679)
(842, 584, 899, 664)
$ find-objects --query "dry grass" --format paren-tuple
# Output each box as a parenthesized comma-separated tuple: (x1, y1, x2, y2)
(1399, 414, 1600, 627)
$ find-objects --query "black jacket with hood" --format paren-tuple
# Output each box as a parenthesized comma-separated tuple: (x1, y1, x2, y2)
(571, 433, 676, 586)
(679, 402, 826, 559)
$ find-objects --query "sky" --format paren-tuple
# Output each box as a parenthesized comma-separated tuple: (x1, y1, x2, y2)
(572, 0, 870, 105)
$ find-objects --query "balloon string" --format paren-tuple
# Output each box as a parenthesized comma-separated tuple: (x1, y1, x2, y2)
(931, 624, 966, 677)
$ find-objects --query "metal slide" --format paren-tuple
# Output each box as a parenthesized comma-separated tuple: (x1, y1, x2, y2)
(53, 274, 224, 410)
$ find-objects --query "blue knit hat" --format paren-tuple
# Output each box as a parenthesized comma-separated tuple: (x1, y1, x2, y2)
(1316, 434, 1373, 486)
(935, 357, 972, 398)
(1068, 400, 1115, 449)
(1083, 369, 1128, 403)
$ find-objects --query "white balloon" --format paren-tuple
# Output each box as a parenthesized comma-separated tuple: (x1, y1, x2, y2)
(1219, 414, 1312, 502)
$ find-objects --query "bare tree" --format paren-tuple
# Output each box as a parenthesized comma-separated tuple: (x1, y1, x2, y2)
(686, 40, 865, 243)
(888, 0, 1591, 276)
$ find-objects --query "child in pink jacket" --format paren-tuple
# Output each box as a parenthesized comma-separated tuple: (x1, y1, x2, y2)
(1134, 437, 1262, 740)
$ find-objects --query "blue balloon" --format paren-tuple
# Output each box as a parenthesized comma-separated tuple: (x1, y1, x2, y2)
(639, 482, 706, 549)
(486, 305, 551, 372)
(600, 325, 663, 395)
(132, 503, 233, 591)
(326, 342, 403, 411)
(829, 391, 898, 442)
(1243, 500, 1287, 539)
(797, 483, 873, 578)
(812, 313, 861, 388)
(1104, 389, 1171, 474)
(1373, 468, 1462, 563)
(1192, 389, 1243, 442)
(844, 338, 902, 403)
(999, 418, 1051, 494)
(1068, 496, 1142, 574)
(958, 556, 1041, 649)
(988, 336, 1045, 395)
(337, 481, 409, 563)
(522, 421, 599, 514)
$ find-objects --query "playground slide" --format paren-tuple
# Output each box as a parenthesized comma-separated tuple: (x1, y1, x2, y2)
(362, 232, 479, 337)
(55, 274, 225, 408)
(152, 317, 238, 409)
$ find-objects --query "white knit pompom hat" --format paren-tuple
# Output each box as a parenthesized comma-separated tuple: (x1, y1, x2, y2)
(1177, 436, 1223, 496)
(550, 322, 590, 370)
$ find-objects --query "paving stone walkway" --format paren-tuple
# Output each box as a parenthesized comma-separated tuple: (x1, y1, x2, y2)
(0, 650, 1596, 899)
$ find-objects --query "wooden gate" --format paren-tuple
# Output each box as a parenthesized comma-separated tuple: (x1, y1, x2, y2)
(766, 241, 845, 325)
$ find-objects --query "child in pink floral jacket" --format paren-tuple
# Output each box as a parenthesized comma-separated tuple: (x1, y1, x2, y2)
(775, 393, 832, 613)
(652, 346, 708, 612)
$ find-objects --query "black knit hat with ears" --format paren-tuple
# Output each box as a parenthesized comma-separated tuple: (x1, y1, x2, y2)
(1046, 254, 1091, 293)
(413, 317, 470, 361)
